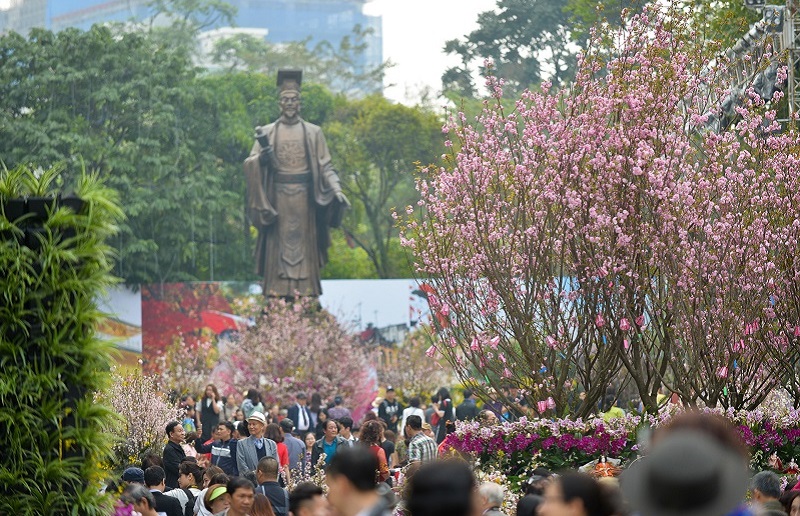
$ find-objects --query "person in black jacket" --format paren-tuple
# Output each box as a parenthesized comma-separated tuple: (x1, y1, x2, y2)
(255, 457, 289, 516)
(455, 389, 480, 421)
(194, 421, 238, 476)
(163, 421, 187, 489)
(144, 466, 183, 516)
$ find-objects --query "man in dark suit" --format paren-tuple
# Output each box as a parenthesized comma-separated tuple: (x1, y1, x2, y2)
(287, 392, 312, 436)
(144, 466, 183, 516)
(163, 421, 186, 489)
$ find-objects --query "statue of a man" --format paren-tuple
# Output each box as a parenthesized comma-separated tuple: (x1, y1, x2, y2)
(244, 69, 349, 298)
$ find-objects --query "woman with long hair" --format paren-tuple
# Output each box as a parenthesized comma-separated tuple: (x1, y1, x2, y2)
(431, 387, 453, 444)
(359, 419, 390, 484)
(265, 422, 290, 484)
(199, 384, 221, 441)
(303, 432, 316, 478)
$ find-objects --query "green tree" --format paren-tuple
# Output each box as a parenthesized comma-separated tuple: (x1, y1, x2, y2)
(325, 96, 443, 278)
(0, 26, 226, 285)
(209, 25, 390, 97)
(443, 0, 578, 96)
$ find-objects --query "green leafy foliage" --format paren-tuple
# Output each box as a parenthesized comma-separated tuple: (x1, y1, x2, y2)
(326, 95, 443, 278)
(0, 164, 122, 514)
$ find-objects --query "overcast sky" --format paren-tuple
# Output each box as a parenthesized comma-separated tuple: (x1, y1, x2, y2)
(364, 0, 497, 104)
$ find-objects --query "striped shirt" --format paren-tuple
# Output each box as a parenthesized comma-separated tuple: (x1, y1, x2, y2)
(408, 432, 438, 463)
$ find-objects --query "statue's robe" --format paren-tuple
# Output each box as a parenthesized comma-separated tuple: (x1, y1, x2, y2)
(244, 118, 345, 297)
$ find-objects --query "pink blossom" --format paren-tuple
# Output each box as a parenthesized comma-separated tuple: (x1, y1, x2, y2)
(595, 314, 605, 328)
(470, 337, 481, 351)
(619, 319, 631, 331)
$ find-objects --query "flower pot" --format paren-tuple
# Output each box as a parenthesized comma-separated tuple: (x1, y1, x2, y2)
(27, 196, 56, 222)
(60, 194, 85, 215)
(1, 198, 26, 222)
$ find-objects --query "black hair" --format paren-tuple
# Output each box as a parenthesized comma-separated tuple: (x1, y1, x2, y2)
(339, 416, 353, 430)
(144, 466, 166, 488)
(166, 420, 181, 437)
(406, 459, 475, 516)
(179, 461, 204, 486)
(463, 389, 473, 399)
(436, 387, 451, 403)
(558, 472, 615, 516)
(290, 482, 324, 515)
(326, 446, 378, 492)
(234, 420, 250, 438)
(227, 476, 256, 496)
(406, 415, 423, 430)
(279, 418, 294, 433)
(410, 396, 421, 408)
(516, 494, 543, 516)
(218, 420, 235, 435)
(246, 389, 261, 404)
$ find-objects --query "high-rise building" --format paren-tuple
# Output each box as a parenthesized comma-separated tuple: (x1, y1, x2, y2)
(0, 0, 47, 34)
(1, 0, 382, 91)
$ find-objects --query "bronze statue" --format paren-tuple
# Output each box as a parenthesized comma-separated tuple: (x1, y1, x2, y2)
(244, 70, 349, 298)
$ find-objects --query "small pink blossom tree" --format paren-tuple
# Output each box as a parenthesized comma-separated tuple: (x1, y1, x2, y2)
(403, 3, 800, 415)
(216, 299, 377, 420)
(102, 370, 183, 471)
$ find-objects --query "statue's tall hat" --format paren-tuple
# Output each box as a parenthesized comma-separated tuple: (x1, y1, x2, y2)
(277, 69, 302, 93)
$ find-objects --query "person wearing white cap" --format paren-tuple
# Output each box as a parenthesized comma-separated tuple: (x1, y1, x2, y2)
(236, 411, 278, 477)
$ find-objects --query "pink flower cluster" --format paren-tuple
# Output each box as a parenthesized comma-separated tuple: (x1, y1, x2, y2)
(448, 407, 800, 478)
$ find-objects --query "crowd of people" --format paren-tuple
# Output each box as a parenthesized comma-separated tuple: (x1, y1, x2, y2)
(112, 384, 800, 516)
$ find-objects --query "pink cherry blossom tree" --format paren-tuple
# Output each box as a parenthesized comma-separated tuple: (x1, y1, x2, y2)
(215, 299, 377, 421)
(403, 3, 800, 415)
